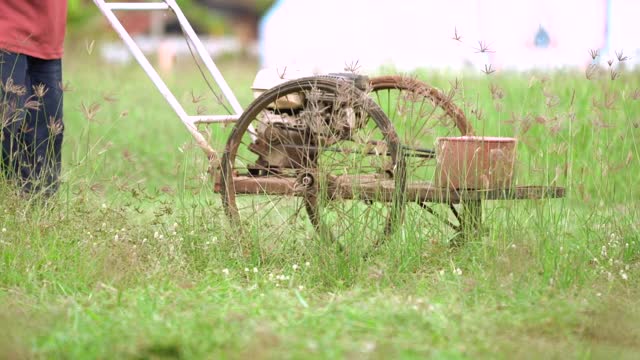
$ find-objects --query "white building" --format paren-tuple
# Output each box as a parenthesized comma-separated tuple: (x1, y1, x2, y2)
(259, 0, 639, 73)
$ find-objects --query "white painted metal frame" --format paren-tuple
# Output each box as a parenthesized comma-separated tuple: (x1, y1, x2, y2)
(93, 0, 245, 160)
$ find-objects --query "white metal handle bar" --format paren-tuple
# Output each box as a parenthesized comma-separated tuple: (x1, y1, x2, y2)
(93, 0, 247, 160)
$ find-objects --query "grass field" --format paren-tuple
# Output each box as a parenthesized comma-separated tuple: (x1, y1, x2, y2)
(1, 45, 639, 359)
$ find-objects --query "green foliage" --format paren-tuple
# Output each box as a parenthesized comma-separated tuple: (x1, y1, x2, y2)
(67, 0, 93, 28)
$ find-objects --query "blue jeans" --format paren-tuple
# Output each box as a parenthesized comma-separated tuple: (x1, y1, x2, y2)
(0, 50, 64, 195)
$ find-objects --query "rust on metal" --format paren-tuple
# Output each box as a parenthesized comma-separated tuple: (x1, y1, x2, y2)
(215, 173, 565, 204)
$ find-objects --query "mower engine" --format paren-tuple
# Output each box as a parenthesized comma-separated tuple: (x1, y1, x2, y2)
(249, 69, 369, 169)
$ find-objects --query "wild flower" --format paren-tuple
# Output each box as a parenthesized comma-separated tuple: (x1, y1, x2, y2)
(32, 83, 48, 98)
(222, 268, 229, 276)
(620, 270, 628, 281)
(482, 64, 496, 75)
(3, 78, 26, 96)
(610, 69, 620, 81)
(615, 49, 631, 62)
(474, 40, 494, 53)
(47, 117, 64, 136)
(451, 27, 462, 42)
(344, 59, 361, 73)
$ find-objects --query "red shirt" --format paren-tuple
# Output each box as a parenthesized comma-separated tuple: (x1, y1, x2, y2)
(0, 0, 68, 59)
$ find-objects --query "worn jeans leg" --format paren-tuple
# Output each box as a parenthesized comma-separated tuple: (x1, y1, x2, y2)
(0, 50, 63, 195)
(23, 56, 64, 195)
(0, 50, 29, 183)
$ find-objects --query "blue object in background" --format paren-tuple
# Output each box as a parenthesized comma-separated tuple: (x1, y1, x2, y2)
(534, 25, 550, 48)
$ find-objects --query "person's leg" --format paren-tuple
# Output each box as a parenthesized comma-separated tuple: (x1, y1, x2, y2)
(0, 50, 30, 182)
(23, 56, 64, 195)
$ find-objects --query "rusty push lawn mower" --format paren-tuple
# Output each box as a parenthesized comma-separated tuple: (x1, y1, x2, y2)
(95, 1, 565, 248)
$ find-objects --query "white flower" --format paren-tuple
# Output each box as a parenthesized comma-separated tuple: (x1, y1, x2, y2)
(305, 261, 311, 267)
(244, 267, 249, 272)
(292, 264, 299, 271)
(601, 246, 608, 258)
(454, 268, 462, 276)
(222, 268, 229, 276)
(253, 267, 258, 273)
(1, 228, 6, 233)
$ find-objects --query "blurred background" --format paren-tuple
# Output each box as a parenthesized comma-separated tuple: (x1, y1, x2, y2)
(68, 0, 640, 73)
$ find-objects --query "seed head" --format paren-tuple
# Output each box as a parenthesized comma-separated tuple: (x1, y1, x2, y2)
(615, 49, 631, 62)
(482, 64, 496, 75)
(474, 41, 494, 54)
(451, 27, 462, 42)
(32, 83, 48, 97)
(47, 117, 64, 136)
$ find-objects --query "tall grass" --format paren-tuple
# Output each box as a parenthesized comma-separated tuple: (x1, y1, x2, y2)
(1, 48, 639, 358)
